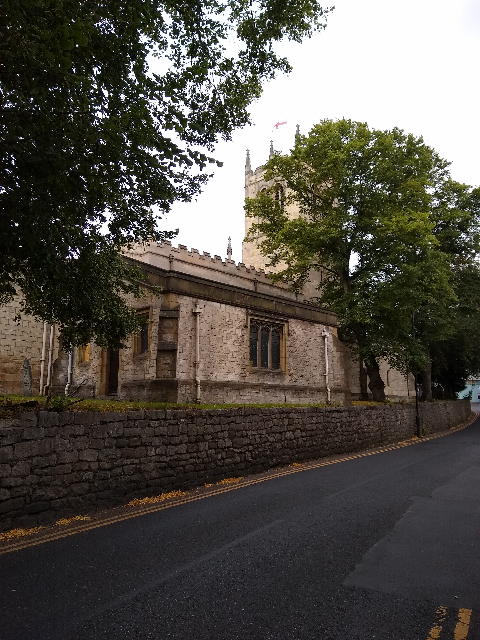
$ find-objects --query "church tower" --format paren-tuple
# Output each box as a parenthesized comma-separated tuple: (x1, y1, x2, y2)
(242, 141, 299, 272)
(242, 147, 267, 271)
(241, 135, 322, 300)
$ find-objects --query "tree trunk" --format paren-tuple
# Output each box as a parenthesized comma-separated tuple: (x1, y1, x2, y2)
(364, 356, 386, 402)
(359, 358, 369, 400)
(443, 380, 454, 400)
(421, 362, 432, 401)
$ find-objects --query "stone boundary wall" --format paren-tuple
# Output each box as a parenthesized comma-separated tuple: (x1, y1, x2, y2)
(0, 400, 471, 531)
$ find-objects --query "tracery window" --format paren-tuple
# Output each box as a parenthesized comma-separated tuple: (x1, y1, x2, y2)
(249, 320, 283, 370)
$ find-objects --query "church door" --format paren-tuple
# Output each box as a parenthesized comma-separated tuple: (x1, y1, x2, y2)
(107, 349, 119, 395)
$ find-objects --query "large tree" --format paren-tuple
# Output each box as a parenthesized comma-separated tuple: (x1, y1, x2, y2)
(429, 263, 480, 399)
(245, 119, 467, 401)
(415, 180, 480, 399)
(0, 0, 332, 348)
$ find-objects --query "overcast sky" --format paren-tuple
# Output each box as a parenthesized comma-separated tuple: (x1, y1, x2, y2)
(162, 0, 480, 263)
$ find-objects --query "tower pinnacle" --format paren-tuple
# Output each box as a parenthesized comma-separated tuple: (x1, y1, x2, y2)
(227, 236, 232, 260)
(269, 140, 274, 158)
(245, 149, 251, 174)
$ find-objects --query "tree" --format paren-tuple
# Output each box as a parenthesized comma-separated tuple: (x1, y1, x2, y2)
(245, 119, 461, 401)
(415, 181, 480, 399)
(428, 262, 480, 399)
(0, 0, 332, 348)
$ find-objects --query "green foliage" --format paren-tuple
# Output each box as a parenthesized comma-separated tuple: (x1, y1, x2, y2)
(245, 119, 477, 398)
(429, 263, 480, 398)
(46, 394, 76, 412)
(413, 181, 480, 398)
(0, 0, 332, 348)
(0, 394, 337, 415)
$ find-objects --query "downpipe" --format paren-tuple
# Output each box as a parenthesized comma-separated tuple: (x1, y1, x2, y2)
(321, 328, 331, 403)
(64, 351, 73, 396)
(44, 324, 54, 394)
(39, 322, 48, 395)
(193, 302, 203, 403)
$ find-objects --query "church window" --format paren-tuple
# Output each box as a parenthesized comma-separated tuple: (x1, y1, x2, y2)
(134, 310, 150, 355)
(249, 319, 284, 370)
(260, 327, 269, 368)
(260, 186, 284, 207)
(77, 343, 91, 363)
(271, 329, 281, 369)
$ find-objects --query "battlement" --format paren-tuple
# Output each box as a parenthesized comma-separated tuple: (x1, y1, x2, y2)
(252, 164, 267, 176)
(125, 241, 309, 303)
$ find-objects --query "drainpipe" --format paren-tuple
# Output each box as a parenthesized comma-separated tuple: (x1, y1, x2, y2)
(192, 302, 203, 403)
(321, 328, 331, 403)
(64, 350, 73, 396)
(45, 324, 54, 394)
(39, 322, 48, 395)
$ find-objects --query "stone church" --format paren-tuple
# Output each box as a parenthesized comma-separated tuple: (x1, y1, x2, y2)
(0, 146, 414, 403)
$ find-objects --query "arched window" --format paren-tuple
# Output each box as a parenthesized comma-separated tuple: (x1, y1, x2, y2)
(249, 319, 284, 370)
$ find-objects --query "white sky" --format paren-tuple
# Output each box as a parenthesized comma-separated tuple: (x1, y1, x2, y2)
(163, 0, 480, 263)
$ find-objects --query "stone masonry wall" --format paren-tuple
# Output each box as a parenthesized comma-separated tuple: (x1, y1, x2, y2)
(0, 294, 59, 395)
(174, 297, 348, 404)
(0, 400, 470, 531)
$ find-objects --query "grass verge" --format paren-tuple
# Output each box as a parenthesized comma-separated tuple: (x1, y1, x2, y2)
(0, 394, 343, 417)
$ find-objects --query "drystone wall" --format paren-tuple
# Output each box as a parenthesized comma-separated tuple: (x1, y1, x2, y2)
(0, 400, 471, 531)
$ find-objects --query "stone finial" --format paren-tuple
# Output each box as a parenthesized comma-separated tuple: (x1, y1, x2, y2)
(269, 140, 274, 158)
(227, 236, 232, 260)
(245, 149, 252, 174)
(295, 124, 300, 142)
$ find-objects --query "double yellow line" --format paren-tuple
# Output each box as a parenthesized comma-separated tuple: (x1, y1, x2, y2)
(426, 606, 472, 639)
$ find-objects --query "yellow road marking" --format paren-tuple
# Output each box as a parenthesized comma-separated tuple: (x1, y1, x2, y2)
(426, 606, 448, 639)
(426, 607, 473, 640)
(454, 608, 472, 640)
(0, 412, 477, 555)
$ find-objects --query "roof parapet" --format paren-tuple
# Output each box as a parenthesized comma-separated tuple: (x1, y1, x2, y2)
(124, 241, 308, 302)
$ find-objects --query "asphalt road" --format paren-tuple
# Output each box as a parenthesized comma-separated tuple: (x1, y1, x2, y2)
(2, 411, 480, 640)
